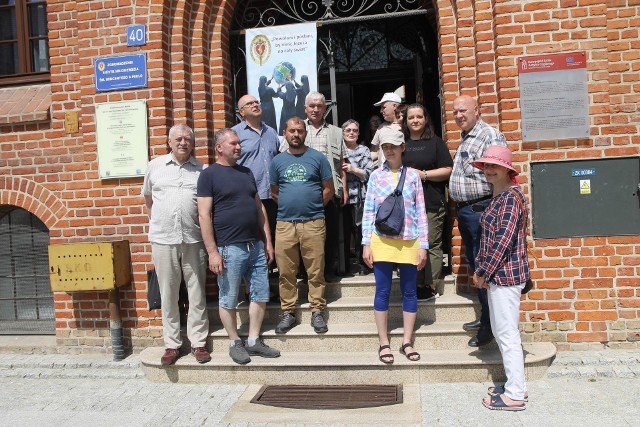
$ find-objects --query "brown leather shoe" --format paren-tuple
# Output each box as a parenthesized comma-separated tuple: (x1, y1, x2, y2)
(191, 346, 211, 364)
(161, 348, 180, 366)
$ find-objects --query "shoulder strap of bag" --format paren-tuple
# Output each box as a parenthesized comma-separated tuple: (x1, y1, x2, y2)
(509, 188, 538, 263)
(394, 166, 407, 195)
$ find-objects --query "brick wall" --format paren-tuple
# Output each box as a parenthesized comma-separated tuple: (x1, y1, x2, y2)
(0, 0, 638, 352)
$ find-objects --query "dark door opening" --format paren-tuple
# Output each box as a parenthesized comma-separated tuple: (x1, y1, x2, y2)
(230, 4, 441, 134)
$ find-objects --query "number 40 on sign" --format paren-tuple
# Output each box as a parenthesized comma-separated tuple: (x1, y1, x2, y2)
(127, 25, 146, 47)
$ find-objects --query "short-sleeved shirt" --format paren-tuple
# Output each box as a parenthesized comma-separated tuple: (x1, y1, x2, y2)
(143, 154, 204, 245)
(449, 119, 507, 202)
(231, 120, 280, 200)
(269, 148, 333, 221)
(403, 136, 453, 211)
(196, 163, 261, 247)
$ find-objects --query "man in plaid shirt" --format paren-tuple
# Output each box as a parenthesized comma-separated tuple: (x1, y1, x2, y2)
(449, 95, 507, 347)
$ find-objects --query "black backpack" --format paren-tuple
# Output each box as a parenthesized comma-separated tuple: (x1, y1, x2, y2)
(375, 167, 407, 236)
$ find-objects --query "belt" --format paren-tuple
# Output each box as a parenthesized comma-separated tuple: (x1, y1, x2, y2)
(456, 194, 492, 208)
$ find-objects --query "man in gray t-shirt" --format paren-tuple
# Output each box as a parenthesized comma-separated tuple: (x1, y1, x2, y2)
(269, 117, 334, 335)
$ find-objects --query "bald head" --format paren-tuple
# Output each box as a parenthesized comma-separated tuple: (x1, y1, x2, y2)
(237, 94, 262, 124)
(452, 95, 479, 132)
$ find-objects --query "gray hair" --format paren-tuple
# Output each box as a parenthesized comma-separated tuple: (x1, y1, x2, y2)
(213, 128, 238, 146)
(341, 119, 359, 131)
(305, 91, 326, 106)
(168, 124, 194, 141)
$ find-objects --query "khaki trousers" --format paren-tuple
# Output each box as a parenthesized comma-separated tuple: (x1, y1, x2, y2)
(275, 218, 326, 312)
(151, 242, 209, 349)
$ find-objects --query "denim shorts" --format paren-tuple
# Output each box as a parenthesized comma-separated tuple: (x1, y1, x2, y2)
(217, 240, 269, 309)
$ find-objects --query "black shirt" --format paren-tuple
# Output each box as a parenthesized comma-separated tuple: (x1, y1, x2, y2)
(403, 136, 453, 212)
(196, 163, 261, 246)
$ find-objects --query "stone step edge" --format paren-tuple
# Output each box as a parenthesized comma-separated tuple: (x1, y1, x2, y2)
(139, 342, 556, 368)
(206, 293, 479, 310)
(206, 321, 473, 338)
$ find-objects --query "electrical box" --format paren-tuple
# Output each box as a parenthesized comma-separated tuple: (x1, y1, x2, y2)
(48, 241, 131, 292)
(531, 157, 640, 238)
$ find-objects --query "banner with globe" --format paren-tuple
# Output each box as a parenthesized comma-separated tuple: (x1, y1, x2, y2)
(245, 22, 317, 135)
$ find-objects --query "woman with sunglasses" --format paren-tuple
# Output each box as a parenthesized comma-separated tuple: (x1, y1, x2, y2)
(341, 119, 374, 275)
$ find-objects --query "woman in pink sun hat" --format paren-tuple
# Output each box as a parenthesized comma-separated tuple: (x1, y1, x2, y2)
(471, 145, 531, 411)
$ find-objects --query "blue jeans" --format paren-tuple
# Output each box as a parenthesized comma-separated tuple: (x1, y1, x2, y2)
(217, 240, 269, 309)
(456, 199, 491, 328)
(373, 262, 418, 313)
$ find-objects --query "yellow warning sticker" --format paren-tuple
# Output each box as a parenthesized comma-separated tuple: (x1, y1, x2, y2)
(580, 179, 591, 195)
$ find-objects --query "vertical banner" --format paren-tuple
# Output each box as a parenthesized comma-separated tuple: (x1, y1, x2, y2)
(245, 23, 317, 135)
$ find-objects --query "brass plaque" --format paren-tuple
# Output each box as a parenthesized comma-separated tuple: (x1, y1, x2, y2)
(64, 111, 79, 134)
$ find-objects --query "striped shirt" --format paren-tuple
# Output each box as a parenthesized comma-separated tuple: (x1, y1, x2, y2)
(143, 154, 205, 244)
(475, 186, 530, 286)
(449, 119, 507, 202)
(361, 163, 429, 249)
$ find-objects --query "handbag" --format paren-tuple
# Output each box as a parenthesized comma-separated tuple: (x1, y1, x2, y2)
(147, 269, 162, 310)
(146, 268, 189, 310)
(509, 189, 538, 295)
(375, 166, 407, 236)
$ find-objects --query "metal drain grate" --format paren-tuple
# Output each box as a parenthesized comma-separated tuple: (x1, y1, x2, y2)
(250, 384, 403, 409)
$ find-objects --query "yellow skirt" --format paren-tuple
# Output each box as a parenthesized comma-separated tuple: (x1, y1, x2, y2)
(370, 232, 420, 265)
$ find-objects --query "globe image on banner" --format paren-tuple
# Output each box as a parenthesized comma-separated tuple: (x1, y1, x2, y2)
(273, 62, 296, 85)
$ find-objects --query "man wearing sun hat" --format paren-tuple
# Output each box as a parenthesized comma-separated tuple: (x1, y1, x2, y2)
(370, 92, 402, 165)
(450, 95, 507, 348)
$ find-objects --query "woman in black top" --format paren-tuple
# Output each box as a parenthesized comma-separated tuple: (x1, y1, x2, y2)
(402, 103, 453, 299)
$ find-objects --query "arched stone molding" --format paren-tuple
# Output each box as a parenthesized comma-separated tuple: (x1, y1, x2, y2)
(0, 176, 68, 231)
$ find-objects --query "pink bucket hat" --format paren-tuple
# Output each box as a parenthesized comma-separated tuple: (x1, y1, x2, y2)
(471, 145, 518, 175)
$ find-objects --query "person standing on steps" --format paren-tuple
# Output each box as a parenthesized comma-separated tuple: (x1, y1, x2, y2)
(450, 95, 507, 348)
(361, 127, 428, 365)
(232, 94, 281, 300)
(471, 146, 529, 411)
(197, 129, 280, 365)
(402, 103, 453, 300)
(270, 116, 334, 335)
(143, 124, 210, 366)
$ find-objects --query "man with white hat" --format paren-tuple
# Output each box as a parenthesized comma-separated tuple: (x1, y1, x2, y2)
(370, 92, 402, 165)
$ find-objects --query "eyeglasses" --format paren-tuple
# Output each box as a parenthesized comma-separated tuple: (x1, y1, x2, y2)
(343, 128, 359, 133)
(240, 100, 260, 109)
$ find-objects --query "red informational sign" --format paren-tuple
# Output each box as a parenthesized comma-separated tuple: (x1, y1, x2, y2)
(518, 51, 586, 74)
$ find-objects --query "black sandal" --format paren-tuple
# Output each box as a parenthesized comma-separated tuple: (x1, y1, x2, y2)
(378, 345, 394, 365)
(400, 343, 420, 361)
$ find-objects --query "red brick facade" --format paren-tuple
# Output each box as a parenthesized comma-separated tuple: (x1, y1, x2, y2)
(1, 0, 638, 352)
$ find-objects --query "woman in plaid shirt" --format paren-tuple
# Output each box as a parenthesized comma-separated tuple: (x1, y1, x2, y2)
(362, 127, 429, 365)
(471, 145, 530, 411)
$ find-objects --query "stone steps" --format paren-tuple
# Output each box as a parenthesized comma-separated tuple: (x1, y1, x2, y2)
(141, 274, 557, 384)
(208, 293, 479, 325)
(208, 320, 485, 352)
(139, 343, 556, 384)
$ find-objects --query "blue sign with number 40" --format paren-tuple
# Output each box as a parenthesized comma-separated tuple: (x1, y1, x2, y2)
(127, 25, 146, 47)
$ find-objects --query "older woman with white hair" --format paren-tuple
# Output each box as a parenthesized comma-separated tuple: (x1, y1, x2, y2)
(361, 127, 428, 365)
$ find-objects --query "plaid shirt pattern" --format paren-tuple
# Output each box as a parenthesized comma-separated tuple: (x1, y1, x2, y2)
(449, 119, 507, 202)
(361, 163, 429, 249)
(344, 143, 373, 205)
(475, 186, 530, 286)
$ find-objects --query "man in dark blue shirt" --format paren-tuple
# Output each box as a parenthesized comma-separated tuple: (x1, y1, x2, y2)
(197, 129, 280, 365)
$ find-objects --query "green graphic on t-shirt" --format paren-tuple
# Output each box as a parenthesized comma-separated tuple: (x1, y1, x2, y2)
(283, 163, 307, 182)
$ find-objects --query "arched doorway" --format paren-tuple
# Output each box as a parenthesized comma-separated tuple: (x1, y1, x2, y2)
(0, 206, 54, 334)
(230, 0, 441, 134)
